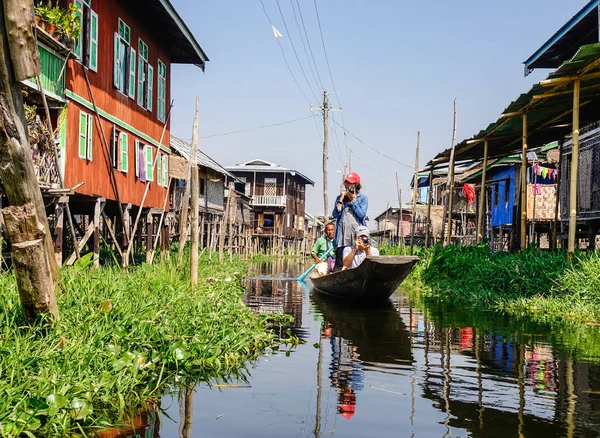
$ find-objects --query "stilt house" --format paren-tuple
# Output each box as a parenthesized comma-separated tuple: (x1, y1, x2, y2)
(3, 0, 209, 265)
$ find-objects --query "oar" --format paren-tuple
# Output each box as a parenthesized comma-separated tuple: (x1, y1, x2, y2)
(298, 246, 334, 282)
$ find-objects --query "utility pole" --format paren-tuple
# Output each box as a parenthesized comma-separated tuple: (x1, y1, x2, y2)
(311, 91, 342, 218)
(348, 149, 352, 173)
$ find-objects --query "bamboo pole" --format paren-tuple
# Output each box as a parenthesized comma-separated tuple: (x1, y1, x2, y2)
(125, 101, 174, 266)
(149, 177, 173, 264)
(190, 98, 200, 288)
(410, 132, 420, 255)
(425, 166, 434, 248)
(568, 80, 581, 254)
(219, 189, 232, 263)
(552, 141, 563, 250)
(395, 172, 402, 248)
(520, 114, 528, 251)
(476, 139, 489, 244)
(445, 99, 458, 246)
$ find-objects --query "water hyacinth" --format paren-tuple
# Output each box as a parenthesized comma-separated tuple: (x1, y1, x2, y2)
(0, 254, 288, 437)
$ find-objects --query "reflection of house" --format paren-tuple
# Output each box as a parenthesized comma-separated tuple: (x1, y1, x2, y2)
(225, 159, 314, 243)
(169, 136, 237, 248)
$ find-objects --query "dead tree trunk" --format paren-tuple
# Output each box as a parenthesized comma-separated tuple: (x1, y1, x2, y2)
(0, 0, 59, 322)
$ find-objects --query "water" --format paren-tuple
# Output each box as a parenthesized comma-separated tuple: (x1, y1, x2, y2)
(132, 259, 600, 437)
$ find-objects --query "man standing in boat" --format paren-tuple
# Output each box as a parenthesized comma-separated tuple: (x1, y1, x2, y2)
(332, 172, 368, 271)
(311, 222, 336, 271)
(342, 226, 379, 269)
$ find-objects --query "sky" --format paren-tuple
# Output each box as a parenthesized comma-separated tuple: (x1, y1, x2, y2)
(168, 0, 583, 220)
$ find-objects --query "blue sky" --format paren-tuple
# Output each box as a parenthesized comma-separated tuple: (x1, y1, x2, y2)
(169, 0, 581, 219)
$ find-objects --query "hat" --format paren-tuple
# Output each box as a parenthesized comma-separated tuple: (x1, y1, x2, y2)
(344, 172, 361, 184)
(355, 226, 370, 238)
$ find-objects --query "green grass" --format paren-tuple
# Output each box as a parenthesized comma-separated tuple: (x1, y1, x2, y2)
(0, 253, 289, 437)
(406, 245, 600, 325)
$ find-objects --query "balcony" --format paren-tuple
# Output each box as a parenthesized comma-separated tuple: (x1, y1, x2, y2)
(252, 195, 286, 207)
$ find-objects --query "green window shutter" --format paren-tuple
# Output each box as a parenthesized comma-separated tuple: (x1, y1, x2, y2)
(74, 1, 83, 58)
(79, 111, 87, 158)
(135, 139, 140, 178)
(163, 155, 169, 186)
(113, 33, 120, 90)
(120, 133, 128, 173)
(86, 114, 93, 161)
(157, 153, 163, 186)
(128, 47, 136, 99)
(157, 60, 166, 122)
(137, 57, 145, 107)
(145, 146, 153, 181)
(89, 10, 98, 71)
(146, 65, 153, 111)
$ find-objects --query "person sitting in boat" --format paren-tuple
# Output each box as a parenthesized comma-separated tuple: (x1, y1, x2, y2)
(342, 226, 379, 269)
(311, 222, 336, 272)
(332, 172, 368, 272)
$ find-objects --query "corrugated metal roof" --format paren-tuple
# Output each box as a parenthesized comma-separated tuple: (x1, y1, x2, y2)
(226, 159, 315, 185)
(431, 44, 600, 166)
(170, 136, 237, 180)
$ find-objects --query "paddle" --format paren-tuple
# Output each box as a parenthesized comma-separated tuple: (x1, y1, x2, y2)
(298, 245, 334, 282)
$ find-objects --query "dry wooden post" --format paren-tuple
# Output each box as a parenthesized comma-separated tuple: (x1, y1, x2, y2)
(322, 90, 329, 217)
(53, 202, 64, 266)
(568, 80, 581, 254)
(520, 114, 529, 251)
(145, 213, 153, 264)
(218, 188, 232, 263)
(476, 139, 489, 244)
(228, 193, 237, 262)
(552, 141, 563, 250)
(425, 166, 434, 248)
(190, 98, 200, 288)
(445, 99, 458, 247)
(3, 204, 59, 321)
(395, 173, 402, 246)
(93, 198, 102, 267)
(410, 131, 420, 255)
(149, 177, 172, 264)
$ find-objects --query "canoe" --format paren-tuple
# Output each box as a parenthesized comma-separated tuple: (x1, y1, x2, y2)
(310, 255, 419, 303)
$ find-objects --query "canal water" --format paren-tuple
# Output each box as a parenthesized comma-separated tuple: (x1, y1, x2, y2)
(151, 259, 600, 437)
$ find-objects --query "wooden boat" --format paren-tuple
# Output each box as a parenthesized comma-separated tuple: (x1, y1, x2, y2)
(310, 255, 419, 303)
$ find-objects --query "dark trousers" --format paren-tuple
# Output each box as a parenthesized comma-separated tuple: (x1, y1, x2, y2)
(333, 246, 346, 272)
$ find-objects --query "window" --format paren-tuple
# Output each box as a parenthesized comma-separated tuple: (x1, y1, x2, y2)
(75, 0, 98, 71)
(78, 110, 92, 160)
(200, 178, 205, 195)
(120, 133, 128, 173)
(110, 127, 128, 172)
(114, 19, 135, 97)
(162, 154, 169, 187)
(263, 213, 275, 228)
(145, 145, 153, 181)
(157, 60, 167, 122)
(503, 179, 510, 204)
(493, 183, 498, 206)
(137, 40, 153, 111)
(135, 140, 146, 181)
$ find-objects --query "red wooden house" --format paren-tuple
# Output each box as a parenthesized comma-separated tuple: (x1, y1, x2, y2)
(11, 0, 208, 265)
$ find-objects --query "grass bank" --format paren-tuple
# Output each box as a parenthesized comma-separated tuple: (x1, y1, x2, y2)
(384, 245, 600, 325)
(0, 253, 288, 437)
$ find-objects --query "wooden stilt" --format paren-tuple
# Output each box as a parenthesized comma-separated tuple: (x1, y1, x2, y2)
(521, 114, 528, 251)
(445, 99, 458, 246)
(101, 212, 123, 257)
(145, 213, 153, 264)
(552, 141, 564, 250)
(53, 203, 64, 266)
(410, 132, 420, 255)
(93, 198, 101, 267)
(476, 139, 489, 244)
(189, 99, 200, 287)
(65, 203, 105, 265)
(568, 80, 581, 254)
(218, 192, 232, 264)
(425, 167, 434, 248)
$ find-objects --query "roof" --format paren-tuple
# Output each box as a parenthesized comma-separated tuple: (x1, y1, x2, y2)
(524, 0, 599, 75)
(170, 136, 237, 180)
(431, 44, 600, 166)
(373, 203, 426, 222)
(127, 0, 209, 69)
(226, 158, 315, 186)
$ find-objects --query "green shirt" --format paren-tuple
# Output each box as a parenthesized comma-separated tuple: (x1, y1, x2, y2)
(311, 236, 335, 260)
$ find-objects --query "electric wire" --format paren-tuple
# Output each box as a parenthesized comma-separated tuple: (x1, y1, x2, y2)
(289, 0, 323, 95)
(259, 0, 312, 104)
(199, 115, 313, 139)
(331, 118, 413, 170)
(275, 0, 320, 102)
(296, 0, 326, 92)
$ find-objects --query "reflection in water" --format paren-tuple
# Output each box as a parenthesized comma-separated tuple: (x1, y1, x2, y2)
(158, 264, 600, 437)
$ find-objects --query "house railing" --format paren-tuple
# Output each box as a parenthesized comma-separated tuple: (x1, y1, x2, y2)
(253, 195, 286, 207)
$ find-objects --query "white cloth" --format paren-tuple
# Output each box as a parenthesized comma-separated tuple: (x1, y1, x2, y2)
(342, 245, 380, 269)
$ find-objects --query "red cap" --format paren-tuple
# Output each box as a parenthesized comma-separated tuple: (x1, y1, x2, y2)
(344, 172, 361, 184)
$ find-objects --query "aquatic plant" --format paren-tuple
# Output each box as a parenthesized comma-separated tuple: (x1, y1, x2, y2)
(0, 254, 285, 437)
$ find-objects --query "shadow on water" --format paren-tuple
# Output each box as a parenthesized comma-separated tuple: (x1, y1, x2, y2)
(124, 259, 600, 437)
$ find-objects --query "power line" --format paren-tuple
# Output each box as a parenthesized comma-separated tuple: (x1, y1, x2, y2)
(331, 118, 413, 170)
(199, 115, 313, 139)
(313, 0, 342, 107)
(289, 0, 322, 94)
(259, 0, 312, 104)
(275, 0, 320, 102)
(296, 0, 326, 92)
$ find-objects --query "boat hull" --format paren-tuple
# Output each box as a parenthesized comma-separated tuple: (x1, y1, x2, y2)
(310, 256, 419, 303)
